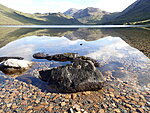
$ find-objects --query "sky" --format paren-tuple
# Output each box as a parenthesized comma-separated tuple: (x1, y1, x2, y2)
(0, 0, 137, 13)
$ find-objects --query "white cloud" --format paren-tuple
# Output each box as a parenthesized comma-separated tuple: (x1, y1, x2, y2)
(0, 0, 137, 13)
(95, 0, 137, 12)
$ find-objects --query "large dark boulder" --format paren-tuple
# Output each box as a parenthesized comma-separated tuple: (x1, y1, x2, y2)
(38, 59, 105, 93)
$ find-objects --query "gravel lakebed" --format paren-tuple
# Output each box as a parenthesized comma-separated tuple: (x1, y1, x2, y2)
(0, 62, 150, 113)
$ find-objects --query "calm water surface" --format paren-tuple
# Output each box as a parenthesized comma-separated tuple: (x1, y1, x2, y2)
(0, 27, 149, 91)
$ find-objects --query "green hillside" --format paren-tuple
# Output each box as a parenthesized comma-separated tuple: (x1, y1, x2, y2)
(0, 4, 81, 25)
(106, 0, 150, 25)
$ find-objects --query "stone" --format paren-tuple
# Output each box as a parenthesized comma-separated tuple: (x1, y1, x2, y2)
(83, 111, 88, 113)
(6, 103, 12, 107)
(52, 95, 61, 101)
(71, 94, 77, 99)
(139, 95, 145, 100)
(41, 102, 49, 106)
(21, 100, 27, 105)
(0, 110, 4, 113)
(0, 57, 24, 62)
(65, 95, 71, 99)
(68, 108, 74, 113)
(113, 98, 120, 103)
(114, 109, 121, 113)
(136, 108, 145, 113)
(33, 105, 45, 110)
(125, 104, 132, 108)
(0, 59, 32, 75)
(38, 59, 105, 93)
(98, 109, 105, 113)
(138, 102, 145, 106)
(108, 88, 115, 92)
(82, 91, 91, 95)
(119, 96, 126, 100)
(33, 53, 79, 62)
(131, 101, 137, 105)
(101, 104, 108, 109)
(33, 52, 48, 59)
(93, 104, 99, 108)
(46, 105, 53, 112)
(0, 59, 32, 69)
(26, 110, 33, 113)
(11, 103, 17, 109)
(109, 93, 115, 97)
(60, 102, 66, 107)
(73, 104, 80, 111)
(129, 96, 139, 101)
(35, 99, 40, 104)
(25, 106, 33, 110)
(33, 53, 100, 67)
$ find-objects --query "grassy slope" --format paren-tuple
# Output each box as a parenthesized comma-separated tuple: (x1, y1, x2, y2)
(0, 28, 76, 48)
(0, 4, 81, 25)
(106, 0, 150, 25)
(0, 4, 45, 25)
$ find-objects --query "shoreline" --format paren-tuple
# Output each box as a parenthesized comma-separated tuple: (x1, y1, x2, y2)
(0, 68, 149, 113)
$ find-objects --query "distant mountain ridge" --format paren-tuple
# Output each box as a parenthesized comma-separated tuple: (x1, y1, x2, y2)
(63, 8, 79, 16)
(64, 7, 109, 24)
(64, 0, 150, 25)
(0, 4, 81, 25)
(0, 0, 150, 25)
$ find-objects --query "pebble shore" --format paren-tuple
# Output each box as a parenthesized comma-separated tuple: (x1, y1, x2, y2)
(0, 72, 149, 113)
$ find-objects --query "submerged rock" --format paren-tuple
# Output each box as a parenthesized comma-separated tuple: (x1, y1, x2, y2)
(0, 59, 33, 76)
(33, 53, 80, 62)
(38, 59, 105, 93)
(0, 57, 24, 62)
(1, 68, 28, 76)
(33, 53, 100, 67)
(46, 53, 80, 61)
(33, 53, 48, 59)
(0, 59, 32, 69)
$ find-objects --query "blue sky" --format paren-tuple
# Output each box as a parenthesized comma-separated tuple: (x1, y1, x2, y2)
(0, 0, 137, 13)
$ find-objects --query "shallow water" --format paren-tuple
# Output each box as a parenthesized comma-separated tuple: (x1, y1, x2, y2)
(0, 27, 149, 91)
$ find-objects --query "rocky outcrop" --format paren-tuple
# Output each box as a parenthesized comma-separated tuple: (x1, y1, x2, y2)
(0, 59, 32, 69)
(64, 8, 79, 16)
(0, 57, 24, 62)
(33, 53, 105, 93)
(33, 53, 49, 59)
(33, 53, 80, 61)
(33, 53, 100, 67)
(0, 59, 33, 75)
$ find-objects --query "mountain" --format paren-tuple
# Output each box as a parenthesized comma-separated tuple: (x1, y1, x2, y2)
(64, 8, 79, 16)
(106, 0, 150, 25)
(0, 4, 81, 25)
(1, 0, 150, 25)
(64, 7, 109, 24)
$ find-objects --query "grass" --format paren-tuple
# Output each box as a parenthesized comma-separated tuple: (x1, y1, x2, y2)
(0, 4, 81, 25)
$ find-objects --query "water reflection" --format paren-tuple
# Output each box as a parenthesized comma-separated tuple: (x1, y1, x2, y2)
(0, 34, 149, 87)
(0, 28, 149, 91)
(0, 28, 149, 58)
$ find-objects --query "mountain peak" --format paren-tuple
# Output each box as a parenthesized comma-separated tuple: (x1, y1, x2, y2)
(64, 8, 79, 16)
